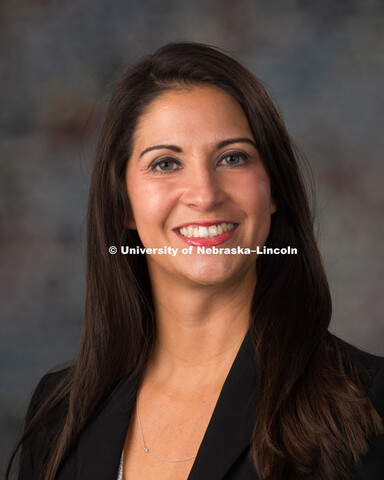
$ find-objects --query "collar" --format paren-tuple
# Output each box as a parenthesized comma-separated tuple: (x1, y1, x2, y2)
(73, 329, 258, 480)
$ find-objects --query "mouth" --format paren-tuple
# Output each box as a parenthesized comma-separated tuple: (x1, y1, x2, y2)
(176, 222, 236, 238)
(173, 221, 239, 247)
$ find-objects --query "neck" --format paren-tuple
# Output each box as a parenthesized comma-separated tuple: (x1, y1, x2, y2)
(144, 264, 255, 390)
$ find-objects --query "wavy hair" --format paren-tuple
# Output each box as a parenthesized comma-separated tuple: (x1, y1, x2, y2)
(7, 41, 383, 480)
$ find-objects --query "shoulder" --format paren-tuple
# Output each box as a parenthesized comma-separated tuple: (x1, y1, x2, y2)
(25, 363, 73, 424)
(18, 365, 73, 479)
(344, 342, 384, 376)
(340, 340, 384, 418)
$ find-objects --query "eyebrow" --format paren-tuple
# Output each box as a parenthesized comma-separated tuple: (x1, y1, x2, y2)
(217, 137, 257, 150)
(139, 144, 182, 158)
(138, 137, 257, 159)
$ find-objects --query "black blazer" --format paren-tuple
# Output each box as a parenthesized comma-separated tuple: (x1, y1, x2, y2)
(19, 330, 384, 479)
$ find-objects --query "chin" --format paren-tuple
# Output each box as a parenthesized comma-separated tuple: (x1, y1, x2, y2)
(180, 261, 240, 286)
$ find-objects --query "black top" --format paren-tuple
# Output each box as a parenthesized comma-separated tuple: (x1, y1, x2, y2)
(18, 331, 384, 479)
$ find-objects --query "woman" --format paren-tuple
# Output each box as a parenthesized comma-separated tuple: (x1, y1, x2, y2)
(7, 42, 384, 480)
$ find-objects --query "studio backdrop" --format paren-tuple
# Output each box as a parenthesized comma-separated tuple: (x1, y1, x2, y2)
(1, 0, 383, 477)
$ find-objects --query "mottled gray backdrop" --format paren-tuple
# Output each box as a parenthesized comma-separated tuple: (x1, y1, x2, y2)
(1, 0, 383, 476)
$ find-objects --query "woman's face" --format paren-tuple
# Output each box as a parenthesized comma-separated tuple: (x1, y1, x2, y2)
(126, 85, 276, 287)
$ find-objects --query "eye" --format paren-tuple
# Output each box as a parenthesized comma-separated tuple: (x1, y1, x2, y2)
(150, 158, 182, 174)
(218, 152, 249, 167)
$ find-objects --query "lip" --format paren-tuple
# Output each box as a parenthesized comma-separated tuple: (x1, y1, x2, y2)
(174, 220, 238, 229)
(173, 223, 239, 247)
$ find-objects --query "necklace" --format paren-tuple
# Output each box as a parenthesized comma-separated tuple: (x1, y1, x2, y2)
(136, 399, 197, 462)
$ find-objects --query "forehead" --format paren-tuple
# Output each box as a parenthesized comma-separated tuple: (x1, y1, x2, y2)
(132, 85, 254, 150)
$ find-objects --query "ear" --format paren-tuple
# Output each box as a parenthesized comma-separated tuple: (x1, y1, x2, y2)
(271, 197, 278, 214)
(124, 213, 137, 230)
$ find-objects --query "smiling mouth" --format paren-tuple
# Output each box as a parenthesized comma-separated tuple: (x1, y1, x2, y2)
(177, 222, 236, 239)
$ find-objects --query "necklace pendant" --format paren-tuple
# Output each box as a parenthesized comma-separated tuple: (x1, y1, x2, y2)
(144, 447, 149, 453)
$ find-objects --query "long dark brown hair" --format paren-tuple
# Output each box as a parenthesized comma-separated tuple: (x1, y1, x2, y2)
(8, 42, 383, 480)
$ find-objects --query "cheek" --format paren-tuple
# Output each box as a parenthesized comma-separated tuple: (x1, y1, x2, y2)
(233, 170, 272, 215)
(127, 176, 176, 230)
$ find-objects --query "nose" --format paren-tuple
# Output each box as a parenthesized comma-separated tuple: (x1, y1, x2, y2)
(180, 167, 226, 211)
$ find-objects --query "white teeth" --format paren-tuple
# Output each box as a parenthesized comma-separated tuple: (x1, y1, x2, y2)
(208, 225, 218, 237)
(178, 223, 236, 238)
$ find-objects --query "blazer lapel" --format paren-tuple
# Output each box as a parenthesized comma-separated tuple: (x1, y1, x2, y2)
(73, 374, 141, 479)
(69, 329, 258, 480)
(188, 329, 259, 480)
